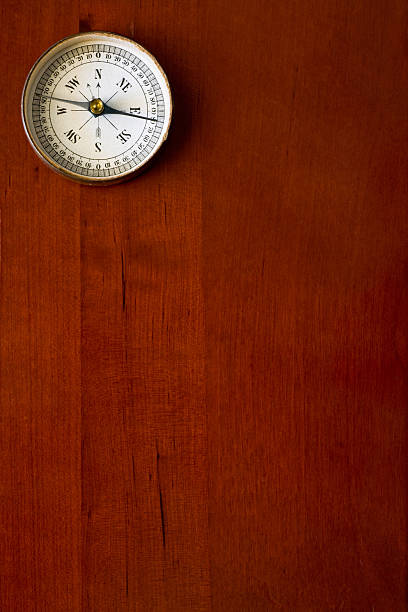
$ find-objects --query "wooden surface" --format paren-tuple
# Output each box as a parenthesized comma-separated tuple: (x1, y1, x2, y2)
(1, 0, 407, 610)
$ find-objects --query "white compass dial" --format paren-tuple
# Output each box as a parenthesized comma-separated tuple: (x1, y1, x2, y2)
(22, 32, 172, 184)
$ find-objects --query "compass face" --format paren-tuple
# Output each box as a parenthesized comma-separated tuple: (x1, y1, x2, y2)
(21, 32, 172, 184)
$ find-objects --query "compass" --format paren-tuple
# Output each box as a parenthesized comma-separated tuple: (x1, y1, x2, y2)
(21, 32, 172, 184)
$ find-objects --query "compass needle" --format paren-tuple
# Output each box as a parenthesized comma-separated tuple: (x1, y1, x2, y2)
(37, 94, 89, 109)
(103, 104, 157, 121)
(22, 32, 172, 183)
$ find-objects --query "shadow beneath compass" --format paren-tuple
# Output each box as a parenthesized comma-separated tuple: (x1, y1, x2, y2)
(164, 68, 197, 159)
(137, 50, 200, 182)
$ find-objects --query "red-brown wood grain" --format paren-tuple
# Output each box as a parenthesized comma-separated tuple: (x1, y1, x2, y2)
(1, 0, 407, 610)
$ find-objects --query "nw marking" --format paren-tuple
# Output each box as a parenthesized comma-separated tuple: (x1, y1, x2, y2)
(65, 76, 80, 92)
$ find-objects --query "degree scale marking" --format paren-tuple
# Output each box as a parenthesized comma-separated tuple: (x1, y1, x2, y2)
(33, 50, 163, 176)
(31, 43, 166, 178)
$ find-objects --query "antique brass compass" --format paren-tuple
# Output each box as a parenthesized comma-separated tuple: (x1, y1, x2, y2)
(21, 32, 172, 184)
